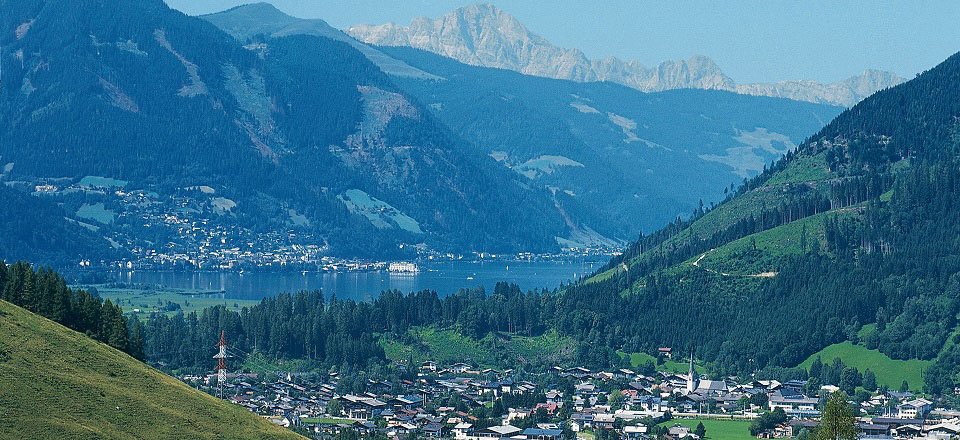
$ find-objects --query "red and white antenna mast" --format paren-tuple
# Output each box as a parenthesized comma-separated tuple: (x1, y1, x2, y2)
(213, 330, 228, 398)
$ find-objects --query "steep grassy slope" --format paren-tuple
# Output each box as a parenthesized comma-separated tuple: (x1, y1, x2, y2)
(0, 300, 304, 440)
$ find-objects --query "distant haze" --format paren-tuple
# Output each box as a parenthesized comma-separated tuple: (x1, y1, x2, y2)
(164, 0, 960, 84)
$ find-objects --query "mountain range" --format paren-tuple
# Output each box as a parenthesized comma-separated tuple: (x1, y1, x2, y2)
(0, 0, 568, 264)
(203, 4, 843, 248)
(347, 3, 905, 107)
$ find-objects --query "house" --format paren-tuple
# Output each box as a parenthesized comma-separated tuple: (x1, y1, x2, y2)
(450, 363, 472, 374)
(667, 424, 699, 440)
(545, 390, 564, 404)
(891, 424, 923, 438)
(474, 425, 523, 439)
(593, 413, 616, 430)
(858, 423, 890, 437)
(925, 423, 960, 437)
(533, 403, 560, 416)
(453, 422, 475, 440)
(339, 395, 387, 420)
(387, 422, 418, 438)
(694, 379, 729, 397)
(506, 407, 530, 422)
(782, 380, 807, 392)
(500, 378, 516, 395)
(420, 361, 438, 373)
(768, 389, 820, 417)
(389, 395, 424, 411)
(522, 427, 563, 440)
(624, 425, 649, 439)
(421, 422, 444, 438)
(897, 398, 932, 419)
(569, 413, 594, 432)
(658, 347, 673, 359)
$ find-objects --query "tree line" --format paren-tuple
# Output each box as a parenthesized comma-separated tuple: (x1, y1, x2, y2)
(0, 262, 144, 359)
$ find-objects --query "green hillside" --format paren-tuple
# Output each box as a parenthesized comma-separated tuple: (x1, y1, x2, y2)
(0, 300, 304, 440)
(797, 342, 930, 391)
(558, 51, 960, 393)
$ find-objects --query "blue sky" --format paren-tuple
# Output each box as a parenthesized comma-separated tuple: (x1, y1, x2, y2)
(164, 0, 960, 84)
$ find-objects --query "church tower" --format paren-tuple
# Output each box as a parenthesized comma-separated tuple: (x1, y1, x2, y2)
(686, 350, 698, 394)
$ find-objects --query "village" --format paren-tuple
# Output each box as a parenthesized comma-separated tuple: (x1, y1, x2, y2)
(180, 348, 959, 440)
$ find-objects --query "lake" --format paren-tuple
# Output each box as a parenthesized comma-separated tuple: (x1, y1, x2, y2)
(104, 259, 606, 301)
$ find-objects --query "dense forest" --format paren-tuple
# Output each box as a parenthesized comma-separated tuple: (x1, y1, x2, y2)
(0, 185, 120, 265)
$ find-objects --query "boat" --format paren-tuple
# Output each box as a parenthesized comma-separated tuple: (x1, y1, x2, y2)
(388, 262, 419, 274)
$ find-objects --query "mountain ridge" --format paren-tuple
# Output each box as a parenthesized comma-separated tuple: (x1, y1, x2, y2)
(0, 0, 568, 263)
(563, 50, 960, 390)
(347, 3, 905, 107)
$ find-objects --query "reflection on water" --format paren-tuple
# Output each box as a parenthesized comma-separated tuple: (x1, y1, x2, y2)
(108, 259, 605, 301)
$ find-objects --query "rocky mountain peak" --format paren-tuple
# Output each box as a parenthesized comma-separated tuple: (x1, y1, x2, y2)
(348, 3, 904, 106)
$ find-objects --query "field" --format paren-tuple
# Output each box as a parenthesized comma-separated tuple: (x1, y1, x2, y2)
(75, 202, 116, 224)
(659, 418, 754, 440)
(763, 153, 833, 186)
(619, 351, 710, 375)
(797, 341, 930, 391)
(338, 189, 422, 234)
(0, 300, 303, 440)
(79, 285, 261, 317)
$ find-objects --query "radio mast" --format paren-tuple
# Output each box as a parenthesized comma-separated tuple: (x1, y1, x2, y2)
(213, 331, 229, 398)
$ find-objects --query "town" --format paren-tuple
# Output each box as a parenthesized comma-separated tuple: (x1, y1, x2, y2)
(13, 176, 618, 272)
(181, 350, 957, 440)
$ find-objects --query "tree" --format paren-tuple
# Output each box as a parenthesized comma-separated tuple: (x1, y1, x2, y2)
(810, 357, 824, 379)
(694, 421, 706, 439)
(899, 381, 910, 393)
(862, 369, 877, 392)
(327, 399, 343, 417)
(609, 390, 625, 409)
(814, 392, 857, 440)
(838, 367, 861, 394)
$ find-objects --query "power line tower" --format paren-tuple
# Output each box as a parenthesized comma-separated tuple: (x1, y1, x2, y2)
(213, 330, 229, 399)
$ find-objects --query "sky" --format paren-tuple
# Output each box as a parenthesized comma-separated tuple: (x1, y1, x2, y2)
(163, 0, 960, 84)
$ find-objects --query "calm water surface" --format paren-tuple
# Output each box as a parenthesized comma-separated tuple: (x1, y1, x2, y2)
(107, 259, 605, 301)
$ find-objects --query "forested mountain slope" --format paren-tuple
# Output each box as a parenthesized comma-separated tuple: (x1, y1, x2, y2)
(559, 51, 960, 391)
(0, 0, 566, 262)
(0, 184, 120, 266)
(375, 46, 842, 242)
(0, 298, 305, 439)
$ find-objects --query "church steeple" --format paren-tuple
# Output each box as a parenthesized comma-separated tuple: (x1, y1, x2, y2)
(686, 349, 697, 394)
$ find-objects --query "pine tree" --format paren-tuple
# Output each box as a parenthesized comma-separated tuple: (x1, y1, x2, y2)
(862, 369, 877, 392)
(814, 392, 858, 440)
(695, 421, 706, 439)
